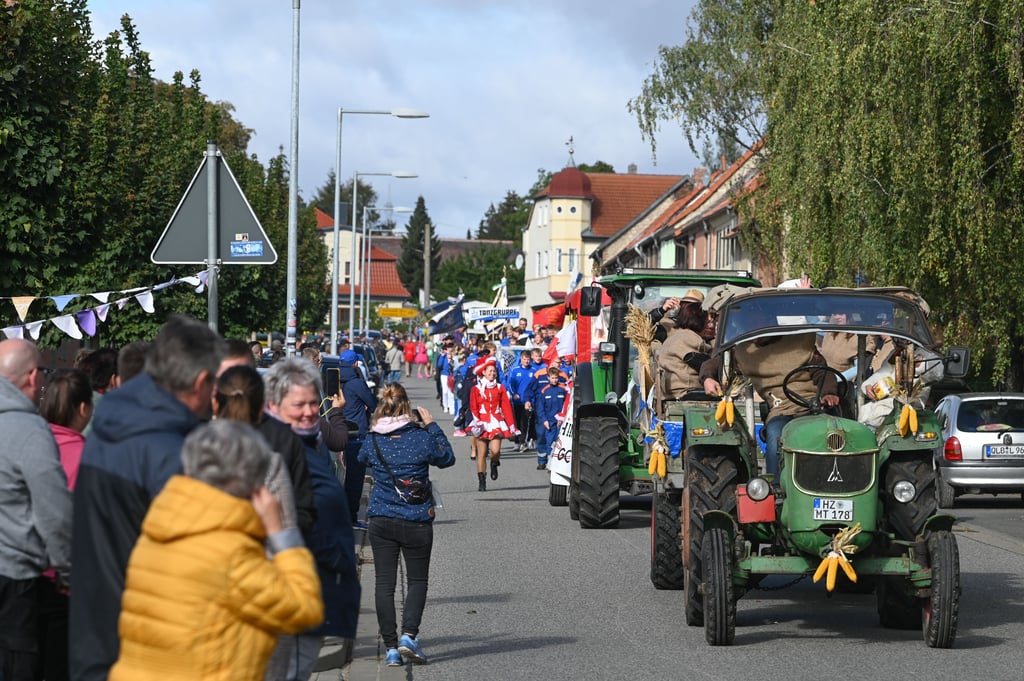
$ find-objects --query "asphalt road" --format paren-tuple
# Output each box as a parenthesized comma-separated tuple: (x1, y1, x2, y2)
(341, 376, 1024, 681)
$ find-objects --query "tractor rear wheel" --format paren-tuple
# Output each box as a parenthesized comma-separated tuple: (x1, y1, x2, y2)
(702, 527, 736, 646)
(683, 448, 739, 627)
(650, 488, 683, 589)
(884, 456, 936, 539)
(576, 416, 620, 529)
(924, 530, 960, 648)
(548, 482, 568, 506)
(568, 482, 580, 520)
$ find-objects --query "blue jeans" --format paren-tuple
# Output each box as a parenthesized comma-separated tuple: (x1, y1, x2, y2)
(387, 369, 402, 385)
(368, 517, 433, 650)
(762, 415, 796, 478)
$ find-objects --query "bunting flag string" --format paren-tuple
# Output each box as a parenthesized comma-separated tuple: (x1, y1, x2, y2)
(0, 267, 217, 341)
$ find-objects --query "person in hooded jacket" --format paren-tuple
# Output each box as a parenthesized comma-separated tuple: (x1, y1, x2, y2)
(108, 419, 322, 681)
(69, 316, 224, 681)
(264, 358, 360, 681)
(358, 383, 455, 666)
(337, 349, 377, 526)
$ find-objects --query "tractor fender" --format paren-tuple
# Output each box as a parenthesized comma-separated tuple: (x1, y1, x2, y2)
(577, 400, 626, 430)
(702, 509, 738, 539)
(924, 514, 957, 534)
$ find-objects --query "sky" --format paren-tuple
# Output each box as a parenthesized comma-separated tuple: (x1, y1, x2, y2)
(87, 0, 702, 239)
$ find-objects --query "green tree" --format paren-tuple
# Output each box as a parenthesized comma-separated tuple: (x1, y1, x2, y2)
(476, 190, 529, 245)
(396, 196, 441, 303)
(631, 0, 1024, 387)
(578, 161, 615, 173)
(434, 243, 522, 301)
(309, 172, 380, 227)
(0, 0, 96, 294)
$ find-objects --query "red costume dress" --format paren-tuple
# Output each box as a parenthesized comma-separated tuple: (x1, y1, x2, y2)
(469, 379, 518, 440)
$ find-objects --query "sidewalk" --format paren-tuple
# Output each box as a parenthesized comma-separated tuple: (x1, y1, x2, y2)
(312, 374, 451, 680)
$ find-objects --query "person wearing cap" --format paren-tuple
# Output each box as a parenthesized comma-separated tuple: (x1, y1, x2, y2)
(535, 366, 569, 470)
(467, 356, 517, 491)
(656, 290, 714, 405)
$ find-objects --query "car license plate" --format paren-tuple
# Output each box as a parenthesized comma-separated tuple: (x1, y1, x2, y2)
(984, 444, 1024, 458)
(812, 498, 853, 521)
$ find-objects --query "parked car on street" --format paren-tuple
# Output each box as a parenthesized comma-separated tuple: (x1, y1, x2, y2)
(933, 393, 1024, 507)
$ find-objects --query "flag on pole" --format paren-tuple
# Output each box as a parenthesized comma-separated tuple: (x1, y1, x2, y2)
(428, 294, 466, 336)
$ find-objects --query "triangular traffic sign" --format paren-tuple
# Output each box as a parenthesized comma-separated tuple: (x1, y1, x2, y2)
(151, 151, 277, 265)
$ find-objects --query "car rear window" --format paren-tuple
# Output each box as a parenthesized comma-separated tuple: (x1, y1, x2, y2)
(957, 400, 1024, 432)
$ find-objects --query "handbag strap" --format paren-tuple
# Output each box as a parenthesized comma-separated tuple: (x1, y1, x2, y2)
(371, 434, 400, 487)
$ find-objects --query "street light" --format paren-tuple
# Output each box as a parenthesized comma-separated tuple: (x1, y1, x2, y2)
(349, 170, 417, 341)
(330, 107, 428, 355)
(360, 205, 413, 330)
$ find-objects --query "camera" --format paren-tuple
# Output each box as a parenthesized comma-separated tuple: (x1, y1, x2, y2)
(411, 408, 423, 423)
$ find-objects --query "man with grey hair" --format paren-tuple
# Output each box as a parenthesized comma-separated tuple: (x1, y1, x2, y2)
(69, 315, 225, 681)
(0, 339, 72, 681)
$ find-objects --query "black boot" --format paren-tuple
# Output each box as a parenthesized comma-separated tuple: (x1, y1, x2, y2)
(490, 457, 500, 480)
(478, 472, 486, 491)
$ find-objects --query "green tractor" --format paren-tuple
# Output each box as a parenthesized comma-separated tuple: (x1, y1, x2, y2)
(567, 268, 759, 530)
(674, 286, 970, 648)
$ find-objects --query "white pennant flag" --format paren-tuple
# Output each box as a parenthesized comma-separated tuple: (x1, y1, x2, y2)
(135, 291, 155, 314)
(25, 320, 45, 340)
(89, 291, 111, 303)
(1, 326, 24, 340)
(96, 304, 111, 322)
(51, 315, 83, 340)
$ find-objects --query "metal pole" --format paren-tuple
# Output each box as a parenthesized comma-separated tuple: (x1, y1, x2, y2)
(285, 0, 301, 356)
(349, 171, 359, 338)
(206, 141, 218, 332)
(330, 109, 343, 355)
(362, 204, 374, 329)
(365, 206, 373, 330)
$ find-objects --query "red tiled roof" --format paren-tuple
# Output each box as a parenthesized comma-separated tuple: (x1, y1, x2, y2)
(335, 247, 410, 299)
(315, 207, 335, 229)
(583, 174, 685, 238)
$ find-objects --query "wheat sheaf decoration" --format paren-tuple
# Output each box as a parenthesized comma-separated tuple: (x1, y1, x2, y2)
(624, 304, 656, 369)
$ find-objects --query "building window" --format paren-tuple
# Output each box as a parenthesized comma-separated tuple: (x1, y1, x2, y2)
(543, 250, 550, 275)
(536, 251, 542, 277)
(715, 222, 739, 269)
(344, 261, 351, 284)
(555, 248, 563, 274)
(556, 205, 563, 214)
(570, 206, 577, 214)
(568, 248, 578, 273)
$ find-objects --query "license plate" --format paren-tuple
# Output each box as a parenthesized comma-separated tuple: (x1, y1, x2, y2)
(984, 444, 1024, 458)
(812, 498, 854, 521)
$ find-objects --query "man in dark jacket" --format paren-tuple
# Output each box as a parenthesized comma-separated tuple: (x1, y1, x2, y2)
(69, 316, 224, 681)
(338, 349, 377, 526)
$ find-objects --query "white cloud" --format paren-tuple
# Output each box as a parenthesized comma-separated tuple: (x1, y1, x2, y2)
(87, 0, 701, 237)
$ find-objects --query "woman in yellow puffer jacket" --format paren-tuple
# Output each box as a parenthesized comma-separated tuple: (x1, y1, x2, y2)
(109, 419, 323, 681)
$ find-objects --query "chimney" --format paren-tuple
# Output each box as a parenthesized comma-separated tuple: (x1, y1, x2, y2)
(692, 166, 708, 186)
(627, 163, 638, 175)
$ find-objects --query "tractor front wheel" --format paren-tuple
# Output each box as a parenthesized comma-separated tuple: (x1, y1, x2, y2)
(650, 488, 683, 589)
(568, 482, 580, 520)
(702, 527, 736, 646)
(884, 456, 937, 539)
(576, 416, 621, 529)
(683, 448, 739, 627)
(924, 530, 960, 648)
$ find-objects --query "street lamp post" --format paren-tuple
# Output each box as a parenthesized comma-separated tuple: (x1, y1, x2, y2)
(330, 107, 428, 355)
(348, 171, 417, 342)
(360, 205, 413, 330)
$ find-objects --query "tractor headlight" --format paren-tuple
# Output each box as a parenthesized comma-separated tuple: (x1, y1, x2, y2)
(892, 480, 917, 503)
(746, 477, 771, 502)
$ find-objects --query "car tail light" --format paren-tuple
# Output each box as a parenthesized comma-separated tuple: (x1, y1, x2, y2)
(943, 437, 962, 462)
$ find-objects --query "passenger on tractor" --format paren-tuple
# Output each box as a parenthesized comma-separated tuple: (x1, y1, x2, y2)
(656, 290, 713, 413)
(699, 331, 840, 479)
(647, 295, 682, 342)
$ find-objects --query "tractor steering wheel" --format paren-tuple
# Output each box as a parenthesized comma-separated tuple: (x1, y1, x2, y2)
(781, 364, 848, 414)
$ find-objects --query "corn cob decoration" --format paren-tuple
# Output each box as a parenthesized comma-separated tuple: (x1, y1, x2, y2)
(714, 376, 745, 429)
(646, 423, 668, 479)
(897, 402, 919, 436)
(812, 522, 862, 592)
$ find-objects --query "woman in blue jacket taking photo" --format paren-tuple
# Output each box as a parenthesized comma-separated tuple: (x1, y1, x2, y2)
(358, 383, 455, 667)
